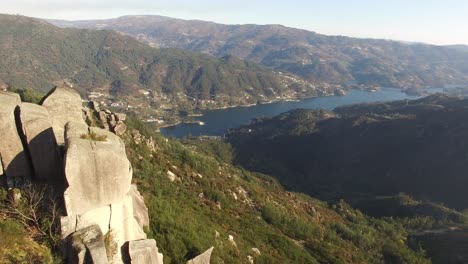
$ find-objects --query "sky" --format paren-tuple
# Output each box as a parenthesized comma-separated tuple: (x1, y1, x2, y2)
(3, 0, 468, 45)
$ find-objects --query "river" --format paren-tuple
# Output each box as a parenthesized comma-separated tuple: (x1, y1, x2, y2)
(160, 88, 440, 138)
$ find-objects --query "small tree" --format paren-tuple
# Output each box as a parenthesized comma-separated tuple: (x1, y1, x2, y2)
(4, 184, 63, 248)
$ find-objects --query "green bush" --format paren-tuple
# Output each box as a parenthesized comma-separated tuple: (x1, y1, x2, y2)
(261, 203, 320, 241)
(0, 187, 7, 203)
(80, 131, 107, 141)
(0, 219, 54, 264)
(8, 87, 44, 104)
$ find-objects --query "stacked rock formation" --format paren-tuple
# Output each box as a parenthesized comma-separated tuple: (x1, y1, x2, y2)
(61, 121, 163, 263)
(0, 86, 213, 264)
(42, 88, 163, 264)
(87, 101, 127, 136)
(0, 87, 164, 263)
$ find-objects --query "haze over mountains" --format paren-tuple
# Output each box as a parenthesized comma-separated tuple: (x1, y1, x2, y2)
(50, 15, 468, 90)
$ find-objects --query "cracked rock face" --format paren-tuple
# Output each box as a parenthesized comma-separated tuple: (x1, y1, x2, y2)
(62, 121, 150, 263)
(64, 124, 132, 215)
(68, 225, 109, 264)
(0, 87, 162, 263)
(0, 91, 32, 187)
(18, 103, 62, 182)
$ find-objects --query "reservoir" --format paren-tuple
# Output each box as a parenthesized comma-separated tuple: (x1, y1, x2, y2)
(160, 88, 436, 138)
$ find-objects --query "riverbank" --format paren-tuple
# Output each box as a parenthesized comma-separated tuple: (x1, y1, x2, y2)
(154, 94, 329, 129)
(160, 88, 423, 138)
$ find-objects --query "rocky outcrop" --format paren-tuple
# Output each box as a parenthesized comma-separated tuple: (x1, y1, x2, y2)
(41, 86, 86, 145)
(0, 91, 32, 187)
(63, 124, 132, 215)
(90, 101, 101, 113)
(18, 103, 62, 182)
(0, 87, 217, 264)
(113, 122, 127, 136)
(115, 113, 127, 122)
(186, 247, 214, 264)
(62, 115, 155, 263)
(127, 239, 163, 264)
(68, 225, 109, 264)
(131, 130, 156, 152)
(89, 101, 127, 136)
(108, 194, 147, 260)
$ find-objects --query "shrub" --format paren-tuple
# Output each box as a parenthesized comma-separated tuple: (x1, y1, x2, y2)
(4, 184, 62, 248)
(104, 229, 118, 260)
(0, 218, 54, 264)
(8, 87, 44, 104)
(80, 131, 107, 141)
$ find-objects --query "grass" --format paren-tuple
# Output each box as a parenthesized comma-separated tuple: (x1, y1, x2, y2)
(80, 131, 108, 141)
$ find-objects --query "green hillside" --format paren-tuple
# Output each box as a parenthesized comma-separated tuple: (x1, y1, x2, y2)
(123, 117, 430, 263)
(227, 94, 468, 210)
(0, 14, 321, 122)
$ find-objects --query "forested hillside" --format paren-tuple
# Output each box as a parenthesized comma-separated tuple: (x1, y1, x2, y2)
(51, 15, 468, 90)
(0, 14, 321, 123)
(228, 94, 468, 210)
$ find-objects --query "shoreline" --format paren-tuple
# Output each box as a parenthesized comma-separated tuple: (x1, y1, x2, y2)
(157, 87, 441, 131)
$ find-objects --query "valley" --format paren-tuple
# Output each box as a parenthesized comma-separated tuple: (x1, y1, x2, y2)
(0, 8, 468, 264)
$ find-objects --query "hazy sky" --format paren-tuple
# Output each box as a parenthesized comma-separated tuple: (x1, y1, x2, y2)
(3, 0, 468, 45)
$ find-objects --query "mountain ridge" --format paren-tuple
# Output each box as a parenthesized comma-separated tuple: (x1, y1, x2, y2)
(50, 14, 449, 45)
(49, 15, 468, 90)
(0, 14, 325, 125)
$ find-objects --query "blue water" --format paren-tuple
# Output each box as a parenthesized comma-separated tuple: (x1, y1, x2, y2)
(160, 88, 432, 138)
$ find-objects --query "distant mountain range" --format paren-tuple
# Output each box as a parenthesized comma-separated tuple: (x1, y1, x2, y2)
(0, 14, 322, 122)
(50, 15, 468, 90)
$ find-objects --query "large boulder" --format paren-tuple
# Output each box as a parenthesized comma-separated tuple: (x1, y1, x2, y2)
(186, 247, 214, 264)
(18, 103, 62, 182)
(0, 91, 32, 187)
(64, 125, 132, 215)
(68, 225, 109, 264)
(108, 194, 147, 263)
(62, 194, 147, 263)
(115, 113, 126, 122)
(61, 205, 112, 240)
(113, 122, 127, 136)
(110, 194, 147, 245)
(98, 111, 109, 129)
(127, 239, 164, 264)
(90, 101, 101, 112)
(41, 87, 86, 145)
